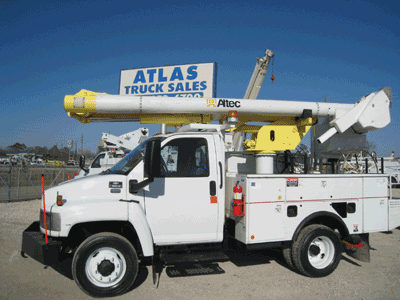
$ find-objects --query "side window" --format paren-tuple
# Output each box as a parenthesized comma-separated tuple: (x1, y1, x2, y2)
(91, 153, 105, 168)
(160, 138, 209, 177)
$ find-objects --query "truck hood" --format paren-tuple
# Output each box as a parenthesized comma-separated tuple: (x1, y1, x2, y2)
(43, 174, 128, 208)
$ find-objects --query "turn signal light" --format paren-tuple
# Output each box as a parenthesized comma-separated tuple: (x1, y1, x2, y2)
(57, 195, 63, 206)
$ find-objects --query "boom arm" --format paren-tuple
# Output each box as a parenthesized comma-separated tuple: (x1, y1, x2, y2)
(244, 49, 275, 99)
(64, 87, 392, 153)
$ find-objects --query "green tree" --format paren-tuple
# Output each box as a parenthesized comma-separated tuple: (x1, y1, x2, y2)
(9, 142, 27, 152)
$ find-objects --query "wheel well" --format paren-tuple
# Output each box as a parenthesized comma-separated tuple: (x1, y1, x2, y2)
(67, 221, 144, 256)
(292, 212, 349, 241)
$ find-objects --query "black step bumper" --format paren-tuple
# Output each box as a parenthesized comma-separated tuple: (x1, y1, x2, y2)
(21, 221, 63, 265)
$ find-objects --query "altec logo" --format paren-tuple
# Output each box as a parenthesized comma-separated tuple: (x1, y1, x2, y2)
(207, 99, 241, 108)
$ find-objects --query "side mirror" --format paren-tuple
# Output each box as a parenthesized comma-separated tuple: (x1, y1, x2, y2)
(129, 178, 154, 194)
(129, 180, 139, 194)
(144, 139, 161, 178)
(128, 139, 161, 194)
(79, 155, 89, 174)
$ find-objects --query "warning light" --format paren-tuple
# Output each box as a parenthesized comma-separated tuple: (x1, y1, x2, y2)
(227, 111, 239, 123)
(251, 235, 255, 240)
(228, 111, 237, 118)
(57, 195, 63, 206)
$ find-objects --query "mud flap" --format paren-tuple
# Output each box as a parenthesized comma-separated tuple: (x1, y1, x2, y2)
(343, 233, 370, 263)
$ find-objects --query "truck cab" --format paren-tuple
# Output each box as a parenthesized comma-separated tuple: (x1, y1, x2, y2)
(49, 130, 226, 244)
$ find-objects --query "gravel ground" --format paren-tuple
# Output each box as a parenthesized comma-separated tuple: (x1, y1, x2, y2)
(1, 199, 400, 300)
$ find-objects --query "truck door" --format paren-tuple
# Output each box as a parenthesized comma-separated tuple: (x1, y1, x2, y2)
(144, 136, 220, 245)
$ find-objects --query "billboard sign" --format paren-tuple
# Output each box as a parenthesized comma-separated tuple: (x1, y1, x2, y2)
(120, 62, 217, 98)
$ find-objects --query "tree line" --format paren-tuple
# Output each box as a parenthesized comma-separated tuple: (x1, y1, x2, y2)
(0, 143, 97, 163)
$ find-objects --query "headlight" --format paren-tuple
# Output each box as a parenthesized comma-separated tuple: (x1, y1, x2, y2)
(39, 210, 61, 231)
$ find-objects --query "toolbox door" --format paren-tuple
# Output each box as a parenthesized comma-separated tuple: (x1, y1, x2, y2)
(246, 178, 286, 243)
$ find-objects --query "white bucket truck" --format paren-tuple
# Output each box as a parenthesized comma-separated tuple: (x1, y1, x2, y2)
(76, 128, 149, 178)
(21, 87, 400, 297)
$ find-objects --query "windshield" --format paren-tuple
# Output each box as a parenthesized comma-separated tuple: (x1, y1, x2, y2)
(105, 140, 148, 175)
(104, 137, 164, 175)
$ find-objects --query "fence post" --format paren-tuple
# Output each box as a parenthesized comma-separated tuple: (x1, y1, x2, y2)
(8, 163, 12, 200)
(17, 167, 20, 200)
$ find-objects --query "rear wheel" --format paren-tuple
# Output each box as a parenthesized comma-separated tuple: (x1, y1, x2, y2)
(292, 225, 341, 277)
(72, 232, 139, 297)
(282, 242, 296, 270)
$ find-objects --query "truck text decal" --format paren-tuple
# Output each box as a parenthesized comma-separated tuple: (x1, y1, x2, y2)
(109, 181, 123, 188)
(286, 178, 299, 187)
(207, 99, 241, 108)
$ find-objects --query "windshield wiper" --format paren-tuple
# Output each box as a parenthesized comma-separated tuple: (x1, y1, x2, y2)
(100, 169, 112, 175)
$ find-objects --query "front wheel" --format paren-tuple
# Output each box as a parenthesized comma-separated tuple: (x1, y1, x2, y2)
(72, 232, 139, 297)
(292, 225, 341, 277)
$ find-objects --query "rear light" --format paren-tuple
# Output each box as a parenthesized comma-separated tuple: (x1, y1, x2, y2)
(57, 195, 63, 206)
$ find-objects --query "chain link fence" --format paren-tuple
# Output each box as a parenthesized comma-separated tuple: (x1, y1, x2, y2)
(0, 165, 80, 202)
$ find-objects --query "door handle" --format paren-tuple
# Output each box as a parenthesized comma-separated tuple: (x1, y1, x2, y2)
(210, 181, 216, 196)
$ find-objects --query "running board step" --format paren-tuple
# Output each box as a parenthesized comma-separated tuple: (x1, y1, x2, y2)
(160, 251, 229, 264)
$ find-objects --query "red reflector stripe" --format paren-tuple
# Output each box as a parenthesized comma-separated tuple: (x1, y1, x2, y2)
(342, 240, 365, 248)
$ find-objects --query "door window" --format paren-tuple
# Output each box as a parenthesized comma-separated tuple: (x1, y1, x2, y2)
(160, 138, 209, 177)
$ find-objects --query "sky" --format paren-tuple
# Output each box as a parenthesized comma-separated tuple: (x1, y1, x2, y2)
(1, 0, 399, 157)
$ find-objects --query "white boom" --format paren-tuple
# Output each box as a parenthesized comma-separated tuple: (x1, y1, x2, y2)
(65, 87, 392, 145)
(244, 49, 275, 99)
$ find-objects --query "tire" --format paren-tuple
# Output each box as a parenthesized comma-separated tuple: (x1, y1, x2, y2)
(292, 224, 341, 277)
(72, 232, 139, 298)
(282, 242, 296, 270)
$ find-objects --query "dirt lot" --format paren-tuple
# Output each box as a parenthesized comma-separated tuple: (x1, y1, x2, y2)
(1, 199, 400, 300)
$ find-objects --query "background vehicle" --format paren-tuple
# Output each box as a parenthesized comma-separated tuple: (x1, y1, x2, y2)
(75, 128, 149, 178)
